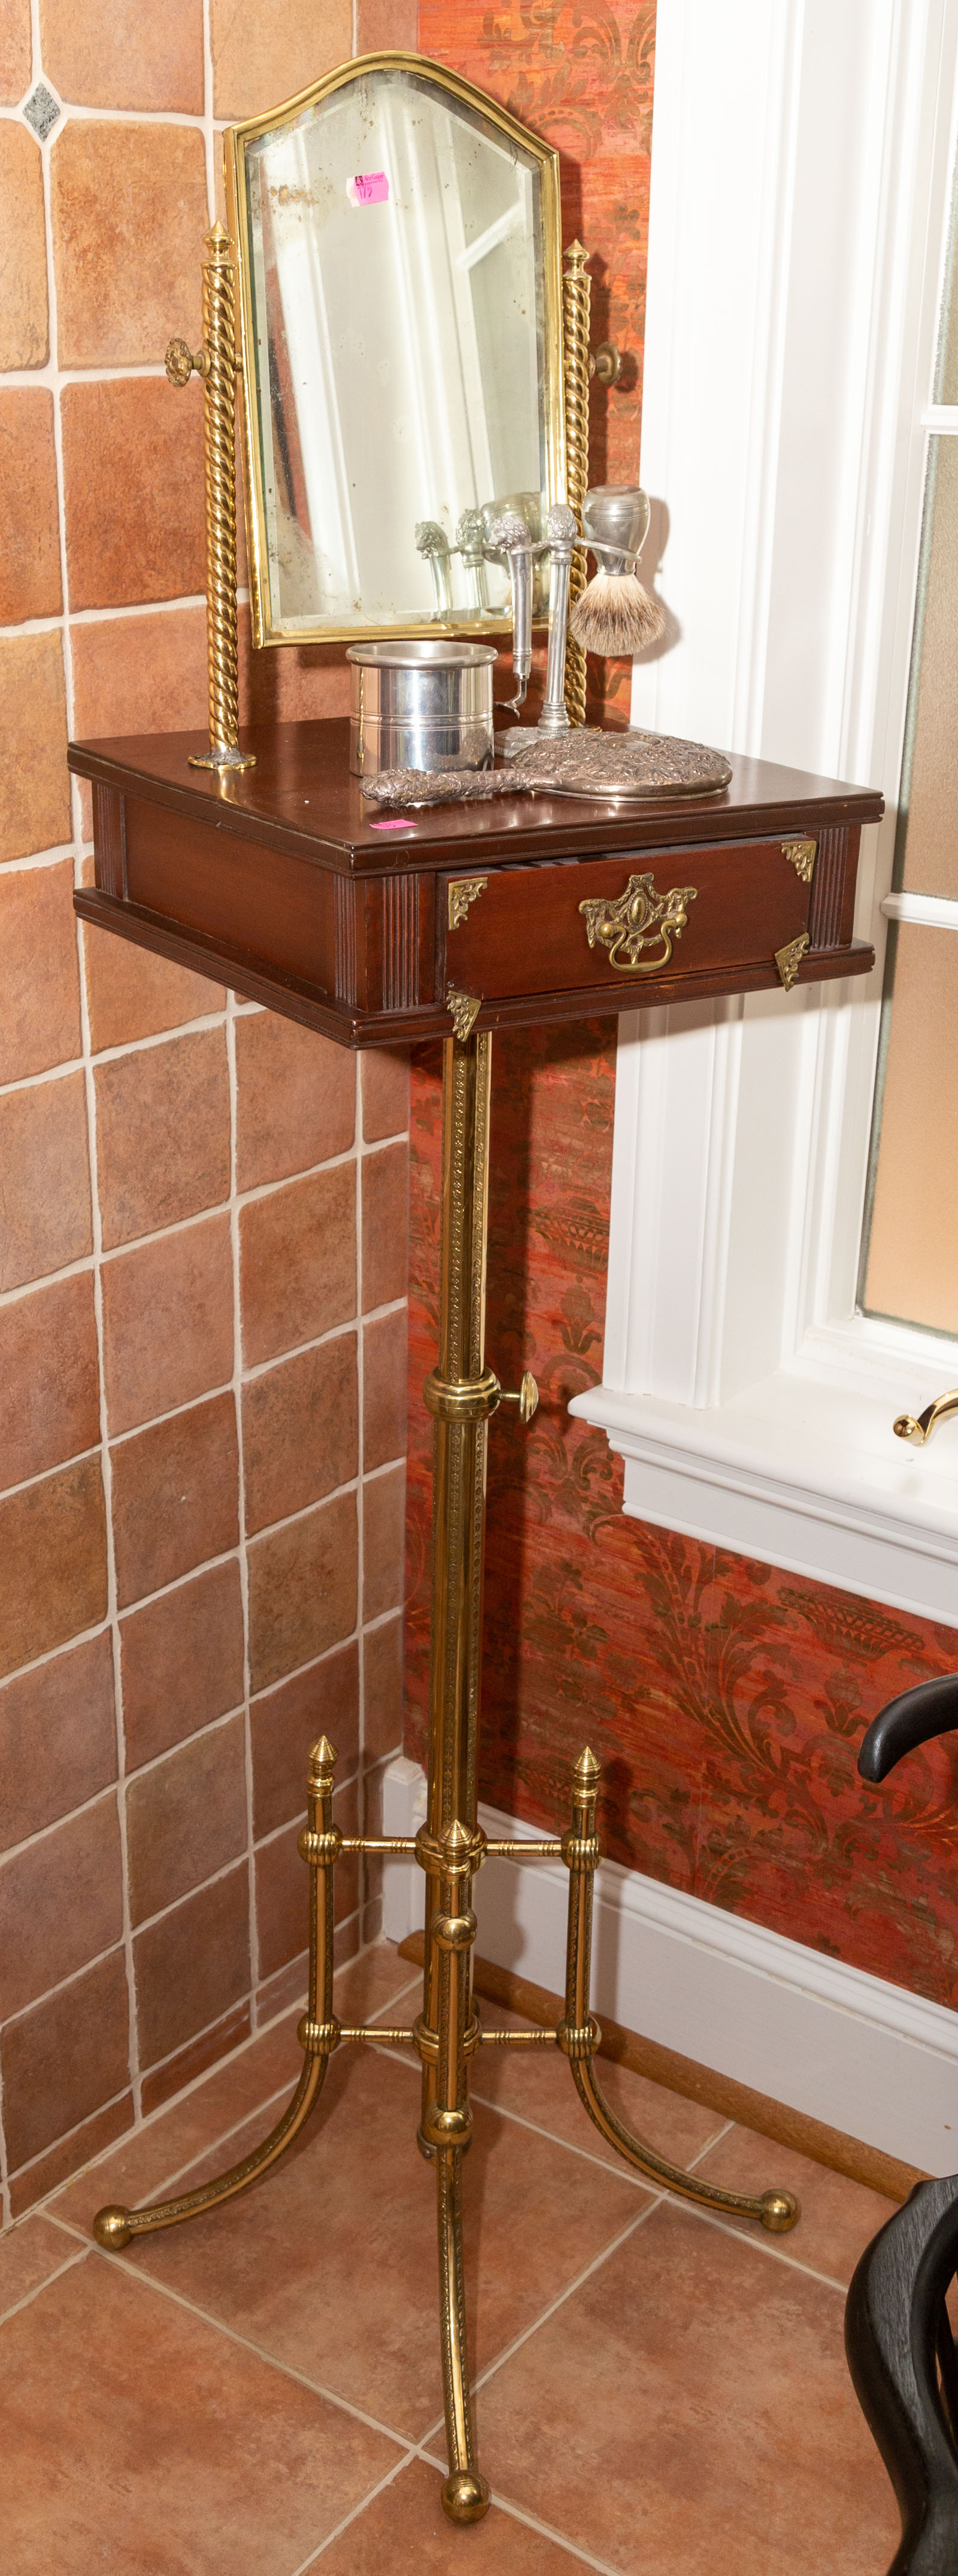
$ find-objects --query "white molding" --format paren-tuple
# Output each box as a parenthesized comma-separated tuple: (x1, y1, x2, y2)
(882, 889, 958, 929)
(379, 1763, 958, 2174)
(598, 0, 958, 1616)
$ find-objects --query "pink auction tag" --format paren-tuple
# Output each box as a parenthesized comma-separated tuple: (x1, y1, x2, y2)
(347, 171, 389, 206)
(368, 815, 414, 830)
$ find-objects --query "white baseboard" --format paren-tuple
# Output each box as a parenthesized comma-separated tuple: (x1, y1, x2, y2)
(380, 1756, 958, 2175)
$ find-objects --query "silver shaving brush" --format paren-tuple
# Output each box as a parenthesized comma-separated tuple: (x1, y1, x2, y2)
(415, 519, 453, 616)
(538, 503, 577, 734)
(570, 486, 665, 655)
(488, 510, 532, 710)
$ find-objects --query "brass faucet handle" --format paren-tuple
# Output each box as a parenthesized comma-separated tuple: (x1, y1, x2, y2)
(498, 1370, 539, 1424)
(589, 341, 623, 388)
(893, 1388, 958, 1448)
(165, 335, 210, 387)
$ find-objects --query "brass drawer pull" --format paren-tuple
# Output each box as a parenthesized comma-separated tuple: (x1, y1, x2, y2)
(579, 870, 698, 974)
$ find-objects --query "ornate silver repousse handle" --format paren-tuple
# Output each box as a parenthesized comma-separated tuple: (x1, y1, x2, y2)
(579, 871, 698, 974)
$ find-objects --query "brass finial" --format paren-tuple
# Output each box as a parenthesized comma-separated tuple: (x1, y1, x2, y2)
(573, 1745, 601, 1785)
(565, 238, 587, 267)
(310, 1735, 338, 1775)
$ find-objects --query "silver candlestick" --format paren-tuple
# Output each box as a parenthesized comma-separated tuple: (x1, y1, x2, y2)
(537, 503, 578, 733)
(487, 511, 533, 711)
(416, 520, 453, 616)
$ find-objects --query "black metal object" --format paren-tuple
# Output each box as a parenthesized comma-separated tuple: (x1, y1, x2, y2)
(859, 1678, 958, 1785)
(846, 2179, 958, 2576)
(848, 1675, 958, 2572)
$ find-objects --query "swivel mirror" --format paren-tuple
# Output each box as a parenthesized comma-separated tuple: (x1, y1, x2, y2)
(225, 53, 566, 644)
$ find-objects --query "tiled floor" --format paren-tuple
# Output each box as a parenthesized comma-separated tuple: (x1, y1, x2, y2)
(1, 1939, 901, 2574)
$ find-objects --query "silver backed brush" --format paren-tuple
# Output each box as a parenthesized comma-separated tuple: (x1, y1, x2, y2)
(487, 510, 533, 711)
(570, 486, 665, 655)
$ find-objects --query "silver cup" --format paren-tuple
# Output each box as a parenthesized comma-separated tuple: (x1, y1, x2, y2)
(347, 640, 498, 777)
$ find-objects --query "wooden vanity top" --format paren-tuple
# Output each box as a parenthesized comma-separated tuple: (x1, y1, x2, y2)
(70, 717, 884, 1049)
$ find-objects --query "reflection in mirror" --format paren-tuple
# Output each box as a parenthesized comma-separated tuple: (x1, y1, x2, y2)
(233, 59, 563, 641)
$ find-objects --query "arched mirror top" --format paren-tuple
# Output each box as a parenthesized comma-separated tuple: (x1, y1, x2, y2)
(225, 51, 566, 649)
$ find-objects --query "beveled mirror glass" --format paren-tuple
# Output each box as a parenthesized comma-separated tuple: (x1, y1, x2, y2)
(227, 53, 565, 646)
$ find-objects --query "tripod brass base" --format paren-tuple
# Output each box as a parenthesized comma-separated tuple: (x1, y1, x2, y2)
(93, 1030, 799, 2521)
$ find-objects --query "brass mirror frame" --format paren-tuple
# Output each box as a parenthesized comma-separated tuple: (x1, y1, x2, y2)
(224, 50, 568, 651)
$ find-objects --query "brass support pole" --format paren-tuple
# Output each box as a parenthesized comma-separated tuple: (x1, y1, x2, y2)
(562, 241, 592, 728)
(166, 221, 254, 774)
(559, 1745, 802, 2235)
(92, 1736, 339, 2249)
(416, 1030, 494, 2523)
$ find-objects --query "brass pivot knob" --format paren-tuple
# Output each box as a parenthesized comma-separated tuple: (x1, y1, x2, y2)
(589, 341, 623, 388)
(165, 335, 210, 386)
(498, 1370, 539, 1424)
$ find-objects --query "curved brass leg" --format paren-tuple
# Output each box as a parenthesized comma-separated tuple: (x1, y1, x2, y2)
(569, 2056, 798, 2232)
(93, 2054, 326, 2248)
(94, 1735, 341, 2251)
(437, 2145, 490, 2524)
(560, 1747, 800, 2238)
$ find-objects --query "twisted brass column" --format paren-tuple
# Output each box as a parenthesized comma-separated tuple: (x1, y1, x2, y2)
(165, 221, 253, 773)
(562, 240, 592, 728)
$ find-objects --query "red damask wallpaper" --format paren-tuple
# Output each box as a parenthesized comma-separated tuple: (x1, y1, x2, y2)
(417, 0, 655, 721)
(405, 7, 958, 2012)
(405, 1035, 958, 2011)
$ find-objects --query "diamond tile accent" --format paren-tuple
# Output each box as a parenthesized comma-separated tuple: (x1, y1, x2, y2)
(23, 84, 60, 141)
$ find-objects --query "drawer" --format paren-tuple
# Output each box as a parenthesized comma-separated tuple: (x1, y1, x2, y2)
(439, 837, 815, 1001)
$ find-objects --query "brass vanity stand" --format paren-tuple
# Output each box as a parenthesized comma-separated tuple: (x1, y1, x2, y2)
(72, 127, 890, 2519)
(92, 1021, 799, 2522)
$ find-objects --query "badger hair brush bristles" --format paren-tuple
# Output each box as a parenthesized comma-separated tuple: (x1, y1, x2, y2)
(569, 569, 666, 656)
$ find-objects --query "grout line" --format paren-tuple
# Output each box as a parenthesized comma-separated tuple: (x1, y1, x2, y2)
(201, 0, 216, 220)
(0, 843, 76, 874)
(89, 2242, 417, 2450)
(416, 2450, 625, 2576)
(225, 989, 259, 2027)
(467, 2198, 663, 2405)
(0, 2244, 89, 2331)
(0, 2044, 10, 2231)
(0, 1005, 227, 1095)
(34, 7, 147, 2131)
(8, 2079, 134, 2197)
(0, 594, 208, 644)
(31, 1950, 422, 2212)
(289, 2451, 419, 2571)
(659, 2188, 850, 2296)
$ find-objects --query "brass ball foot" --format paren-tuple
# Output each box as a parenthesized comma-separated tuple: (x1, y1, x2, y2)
(93, 2205, 133, 2250)
(442, 2471, 491, 2524)
(760, 2188, 800, 2234)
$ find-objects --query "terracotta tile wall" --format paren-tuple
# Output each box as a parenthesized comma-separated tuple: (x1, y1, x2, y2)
(0, 0, 416, 2221)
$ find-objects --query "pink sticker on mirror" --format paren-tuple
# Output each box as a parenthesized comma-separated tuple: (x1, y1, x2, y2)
(348, 171, 389, 206)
